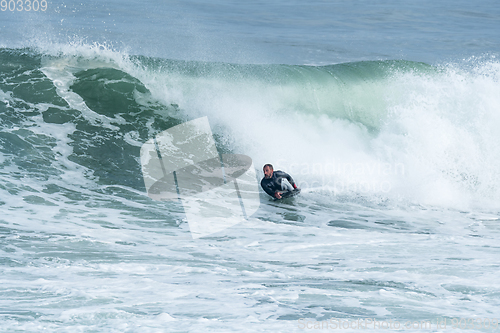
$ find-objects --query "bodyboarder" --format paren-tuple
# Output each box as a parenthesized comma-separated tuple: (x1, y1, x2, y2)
(261, 163, 299, 199)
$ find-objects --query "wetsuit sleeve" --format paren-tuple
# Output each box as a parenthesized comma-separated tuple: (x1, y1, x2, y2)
(261, 179, 276, 197)
(276, 170, 296, 187)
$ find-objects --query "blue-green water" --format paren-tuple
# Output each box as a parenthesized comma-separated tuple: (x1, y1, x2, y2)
(1, 1, 500, 332)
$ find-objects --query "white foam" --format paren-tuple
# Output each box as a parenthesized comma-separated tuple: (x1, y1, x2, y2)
(135, 59, 500, 211)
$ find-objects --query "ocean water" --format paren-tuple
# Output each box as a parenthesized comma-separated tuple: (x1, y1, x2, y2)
(1, 1, 500, 332)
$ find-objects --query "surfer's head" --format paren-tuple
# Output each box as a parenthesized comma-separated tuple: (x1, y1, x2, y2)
(263, 164, 273, 179)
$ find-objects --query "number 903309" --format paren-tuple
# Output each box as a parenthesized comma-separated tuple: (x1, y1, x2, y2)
(1, 0, 47, 11)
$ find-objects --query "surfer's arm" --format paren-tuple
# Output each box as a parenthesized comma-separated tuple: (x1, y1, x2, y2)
(277, 170, 298, 189)
(287, 175, 298, 188)
(261, 179, 277, 197)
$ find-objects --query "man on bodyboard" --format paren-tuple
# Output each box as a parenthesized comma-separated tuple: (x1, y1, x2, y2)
(261, 163, 300, 199)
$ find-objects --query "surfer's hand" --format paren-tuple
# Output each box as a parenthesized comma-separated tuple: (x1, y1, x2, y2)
(275, 191, 282, 199)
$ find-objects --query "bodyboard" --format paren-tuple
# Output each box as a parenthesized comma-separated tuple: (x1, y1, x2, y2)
(274, 188, 301, 200)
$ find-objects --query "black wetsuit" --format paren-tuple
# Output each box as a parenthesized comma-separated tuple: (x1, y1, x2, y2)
(261, 170, 296, 198)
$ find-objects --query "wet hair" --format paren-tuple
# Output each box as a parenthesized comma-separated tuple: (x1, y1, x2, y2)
(263, 163, 273, 170)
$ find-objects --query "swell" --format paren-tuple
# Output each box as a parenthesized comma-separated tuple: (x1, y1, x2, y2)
(0, 47, 428, 188)
(2, 47, 500, 210)
(129, 55, 434, 130)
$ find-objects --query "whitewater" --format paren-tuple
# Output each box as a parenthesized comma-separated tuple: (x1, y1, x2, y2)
(1, 1, 500, 332)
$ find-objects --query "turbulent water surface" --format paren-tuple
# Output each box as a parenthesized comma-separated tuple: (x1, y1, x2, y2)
(1, 1, 500, 332)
